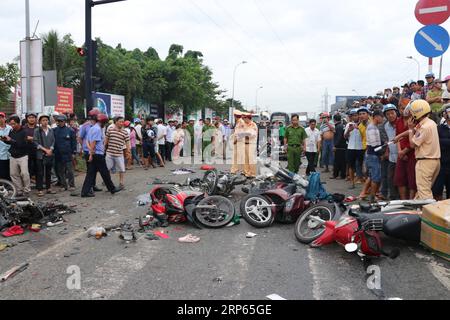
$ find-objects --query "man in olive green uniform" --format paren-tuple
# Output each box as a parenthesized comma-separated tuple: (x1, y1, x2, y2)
(202, 118, 215, 162)
(284, 114, 307, 173)
(186, 119, 195, 156)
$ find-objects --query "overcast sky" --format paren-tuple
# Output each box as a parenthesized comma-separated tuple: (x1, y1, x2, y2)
(1, 0, 450, 115)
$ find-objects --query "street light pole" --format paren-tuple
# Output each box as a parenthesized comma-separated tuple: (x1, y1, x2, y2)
(230, 61, 247, 125)
(85, 0, 126, 114)
(407, 56, 421, 80)
(255, 86, 263, 114)
(25, 0, 32, 113)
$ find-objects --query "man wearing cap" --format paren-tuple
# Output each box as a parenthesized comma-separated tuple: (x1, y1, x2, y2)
(424, 73, 435, 97)
(360, 110, 385, 201)
(2, 115, 31, 196)
(23, 113, 38, 182)
(284, 114, 307, 174)
(396, 100, 441, 200)
(185, 119, 195, 157)
(231, 110, 245, 174)
(81, 114, 122, 197)
(433, 104, 450, 199)
(241, 113, 258, 178)
(33, 114, 56, 196)
(79, 109, 102, 192)
(0, 112, 12, 180)
(54, 115, 77, 192)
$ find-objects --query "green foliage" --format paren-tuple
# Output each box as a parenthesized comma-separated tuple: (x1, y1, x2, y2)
(41, 32, 237, 119)
(0, 63, 19, 108)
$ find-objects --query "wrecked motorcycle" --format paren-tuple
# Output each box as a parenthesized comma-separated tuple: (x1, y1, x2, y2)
(186, 169, 247, 196)
(149, 186, 235, 228)
(295, 198, 434, 245)
(0, 194, 76, 229)
(295, 198, 434, 259)
(0, 179, 16, 199)
(240, 162, 311, 228)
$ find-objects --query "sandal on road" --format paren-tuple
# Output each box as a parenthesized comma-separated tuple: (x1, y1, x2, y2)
(178, 234, 200, 243)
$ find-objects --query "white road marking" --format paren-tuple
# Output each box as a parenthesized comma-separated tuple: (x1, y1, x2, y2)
(414, 252, 450, 291)
(81, 238, 161, 299)
(307, 248, 354, 300)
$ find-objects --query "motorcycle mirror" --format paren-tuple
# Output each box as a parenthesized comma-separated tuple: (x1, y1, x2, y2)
(345, 243, 358, 253)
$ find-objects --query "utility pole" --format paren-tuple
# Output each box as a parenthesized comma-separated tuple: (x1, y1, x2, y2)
(25, 0, 32, 113)
(84, 0, 126, 113)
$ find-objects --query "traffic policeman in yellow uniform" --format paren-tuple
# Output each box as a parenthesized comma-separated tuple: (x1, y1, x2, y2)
(284, 114, 307, 173)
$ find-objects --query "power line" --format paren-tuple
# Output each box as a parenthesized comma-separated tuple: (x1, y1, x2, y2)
(186, 0, 313, 101)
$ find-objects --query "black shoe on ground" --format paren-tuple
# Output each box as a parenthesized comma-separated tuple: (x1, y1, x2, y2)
(81, 193, 95, 198)
(111, 186, 123, 195)
(93, 186, 103, 192)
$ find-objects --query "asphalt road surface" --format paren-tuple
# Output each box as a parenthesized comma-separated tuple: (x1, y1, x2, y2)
(0, 160, 449, 300)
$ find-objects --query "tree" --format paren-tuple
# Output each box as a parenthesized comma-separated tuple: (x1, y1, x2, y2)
(0, 63, 19, 108)
(167, 44, 184, 60)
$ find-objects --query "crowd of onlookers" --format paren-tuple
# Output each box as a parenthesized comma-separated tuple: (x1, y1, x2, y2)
(1, 72, 449, 202)
(0, 109, 238, 198)
(300, 72, 450, 202)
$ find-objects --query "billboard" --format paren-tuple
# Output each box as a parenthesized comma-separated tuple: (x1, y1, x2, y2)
(55, 87, 74, 114)
(92, 92, 125, 118)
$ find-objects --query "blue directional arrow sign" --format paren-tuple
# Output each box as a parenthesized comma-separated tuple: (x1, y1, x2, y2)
(414, 24, 450, 58)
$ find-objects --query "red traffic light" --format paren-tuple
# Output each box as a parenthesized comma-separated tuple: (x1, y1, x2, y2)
(76, 47, 86, 57)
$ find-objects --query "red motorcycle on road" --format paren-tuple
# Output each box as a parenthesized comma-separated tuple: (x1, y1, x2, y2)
(295, 198, 434, 259)
(150, 186, 235, 229)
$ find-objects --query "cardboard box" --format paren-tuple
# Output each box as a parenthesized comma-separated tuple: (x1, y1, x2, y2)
(421, 200, 450, 261)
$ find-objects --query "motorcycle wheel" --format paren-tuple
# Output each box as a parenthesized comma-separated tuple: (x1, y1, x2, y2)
(240, 194, 274, 228)
(0, 179, 17, 199)
(202, 170, 219, 196)
(294, 202, 335, 244)
(194, 196, 235, 228)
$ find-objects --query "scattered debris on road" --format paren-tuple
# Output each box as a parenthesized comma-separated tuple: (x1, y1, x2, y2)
(1, 262, 29, 282)
(87, 227, 107, 239)
(246, 232, 258, 238)
(178, 234, 200, 243)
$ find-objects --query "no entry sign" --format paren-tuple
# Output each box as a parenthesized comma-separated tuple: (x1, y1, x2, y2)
(415, 0, 450, 25)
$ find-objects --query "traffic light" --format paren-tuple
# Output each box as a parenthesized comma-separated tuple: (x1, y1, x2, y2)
(76, 47, 86, 57)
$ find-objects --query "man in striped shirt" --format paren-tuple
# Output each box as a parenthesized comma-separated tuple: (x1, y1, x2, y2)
(105, 116, 130, 188)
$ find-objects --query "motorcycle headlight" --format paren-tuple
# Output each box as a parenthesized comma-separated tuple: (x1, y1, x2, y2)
(286, 198, 295, 210)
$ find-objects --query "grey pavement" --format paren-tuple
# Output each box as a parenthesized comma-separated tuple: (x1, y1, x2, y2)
(0, 160, 449, 300)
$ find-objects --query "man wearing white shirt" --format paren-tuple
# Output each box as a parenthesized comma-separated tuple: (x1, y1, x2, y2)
(304, 119, 321, 176)
(156, 120, 167, 161)
(165, 120, 176, 161)
(344, 109, 364, 189)
(194, 119, 204, 157)
(134, 118, 143, 158)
